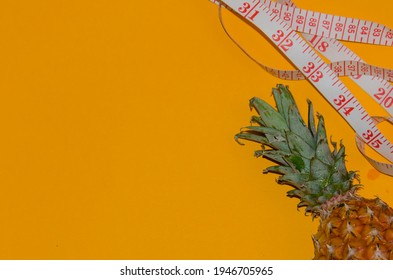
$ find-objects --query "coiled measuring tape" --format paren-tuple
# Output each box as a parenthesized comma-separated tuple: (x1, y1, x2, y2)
(211, 0, 393, 176)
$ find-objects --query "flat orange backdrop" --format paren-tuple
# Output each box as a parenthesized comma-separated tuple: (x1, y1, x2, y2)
(0, 0, 392, 259)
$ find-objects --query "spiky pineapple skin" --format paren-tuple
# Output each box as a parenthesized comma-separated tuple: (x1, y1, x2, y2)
(236, 84, 393, 260)
(314, 195, 393, 260)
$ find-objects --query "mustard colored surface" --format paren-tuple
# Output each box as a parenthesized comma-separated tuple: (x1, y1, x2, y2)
(0, 0, 392, 259)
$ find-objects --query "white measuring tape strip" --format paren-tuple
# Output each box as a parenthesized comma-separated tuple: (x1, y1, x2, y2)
(356, 117, 393, 174)
(211, 0, 393, 176)
(247, 60, 393, 82)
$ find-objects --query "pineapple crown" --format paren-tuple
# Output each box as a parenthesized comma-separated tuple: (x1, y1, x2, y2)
(235, 84, 359, 215)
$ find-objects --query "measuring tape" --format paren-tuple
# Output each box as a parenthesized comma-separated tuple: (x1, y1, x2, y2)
(244, 60, 393, 82)
(211, 0, 393, 176)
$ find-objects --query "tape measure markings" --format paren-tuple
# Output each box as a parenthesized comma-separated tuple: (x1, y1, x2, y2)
(264, 1, 393, 46)
(214, 0, 393, 85)
(296, 1, 393, 169)
(219, 0, 393, 164)
(212, 0, 393, 173)
(302, 31, 393, 116)
(245, 59, 393, 84)
(212, 0, 393, 45)
(306, 34, 393, 115)
(210, 0, 393, 46)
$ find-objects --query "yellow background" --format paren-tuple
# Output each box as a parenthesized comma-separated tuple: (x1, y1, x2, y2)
(0, 0, 392, 259)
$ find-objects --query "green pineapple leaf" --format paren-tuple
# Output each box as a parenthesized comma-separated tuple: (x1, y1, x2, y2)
(236, 84, 358, 215)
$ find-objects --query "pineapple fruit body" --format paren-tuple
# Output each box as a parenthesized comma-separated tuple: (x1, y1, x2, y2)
(236, 84, 393, 260)
(314, 195, 393, 259)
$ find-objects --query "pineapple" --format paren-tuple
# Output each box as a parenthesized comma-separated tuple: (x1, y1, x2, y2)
(235, 84, 393, 260)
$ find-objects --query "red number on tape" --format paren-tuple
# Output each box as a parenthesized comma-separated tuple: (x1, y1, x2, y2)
(334, 95, 346, 106)
(303, 62, 315, 73)
(272, 30, 285, 41)
(279, 39, 294, 52)
(371, 139, 382, 149)
(284, 12, 292, 21)
(309, 18, 317, 27)
(348, 24, 356, 34)
(373, 28, 381, 36)
(296, 15, 304, 24)
(335, 22, 344, 32)
(322, 20, 331, 30)
(310, 71, 323, 82)
(363, 130, 374, 141)
(238, 2, 251, 14)
(343, 106, 354, 116)
(374, 88, 386, 100)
